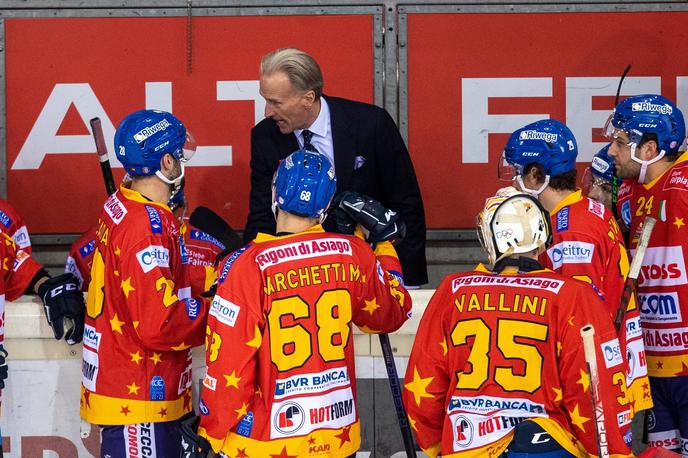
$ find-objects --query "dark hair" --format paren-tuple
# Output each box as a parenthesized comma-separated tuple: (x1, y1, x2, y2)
(524, 163, 577, 191)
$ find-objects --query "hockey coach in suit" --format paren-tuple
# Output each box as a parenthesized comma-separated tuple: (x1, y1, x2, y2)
(244, 47, 428, 286)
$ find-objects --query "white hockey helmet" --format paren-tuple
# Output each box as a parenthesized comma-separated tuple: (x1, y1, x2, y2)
(477, 187, 552, 265)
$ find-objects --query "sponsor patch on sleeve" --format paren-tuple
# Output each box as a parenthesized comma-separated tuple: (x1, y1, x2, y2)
(144, 205, 163, 234)
(0, 210, 13, 228)
(555, 207, 569, 232)
(210, 296, 240, 327)
(587, 198, 605, 219)
(600, 338, 623, 368)
(546, 241, 595, 269)
(103, 194, 128, 225)
(135, 245, 170, 273)
(12, 226, 30, 249)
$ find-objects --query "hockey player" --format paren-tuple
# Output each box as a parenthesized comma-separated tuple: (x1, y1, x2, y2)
(182, 150, 411, 457)
(501, 119, 652, 443)
(403, 190, 633, 457)
(582, 144, 615, 208)
(0, 199, 32, 253)
(79, 109, 211, 457)
(66, 188, 223, 295)
(605, 94, 688, 454)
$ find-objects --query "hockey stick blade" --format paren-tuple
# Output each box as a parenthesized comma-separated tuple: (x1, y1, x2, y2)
(189, 206, 243, 252)
(614, 216, 656, 331)
(580, 324, 610, 458)
(89, 117, 117, 196)
(379, 334, 417, 458)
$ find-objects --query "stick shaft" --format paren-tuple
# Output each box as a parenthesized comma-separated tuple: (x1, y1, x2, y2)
(581, 324, 610, 458)
(89, 117, 117, 196)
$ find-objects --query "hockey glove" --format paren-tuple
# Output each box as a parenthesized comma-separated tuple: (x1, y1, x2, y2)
(37, 273, 86, 345)
(336, 191, 406, 245)
(0, 345, 7, 390)
(180, 414, 214, 458)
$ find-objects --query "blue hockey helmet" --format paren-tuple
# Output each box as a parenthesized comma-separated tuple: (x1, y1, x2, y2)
(501, 119, 578, 178)
(590, 144, 615, 183)
(604, 94, 686, 157)
(272, 150, 336, 220)
(114, 110, 196, 176)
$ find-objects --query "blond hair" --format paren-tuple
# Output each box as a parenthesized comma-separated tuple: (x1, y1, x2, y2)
(261, 48, 323, 98)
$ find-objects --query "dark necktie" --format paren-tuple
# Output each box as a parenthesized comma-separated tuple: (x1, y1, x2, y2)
(302, 129, 318, 152)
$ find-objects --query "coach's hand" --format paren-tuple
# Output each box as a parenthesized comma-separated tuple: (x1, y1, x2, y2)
(37, 273, 85, 345)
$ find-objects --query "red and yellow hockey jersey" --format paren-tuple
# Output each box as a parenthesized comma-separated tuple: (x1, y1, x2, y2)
(627, 152, 688, 378)
(65, 224, 98, 292)
(0, 231, 43, 403)
(541, 190, 651, 412)
(198, 226, 411, 457)
(404, 265, 633, 458)
(67, 218, 221, 294)
(0, 199, 32, 254)
(80, 185, 209, 425)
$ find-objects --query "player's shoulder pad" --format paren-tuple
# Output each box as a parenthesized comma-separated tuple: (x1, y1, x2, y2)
(217, 243, 251, 284)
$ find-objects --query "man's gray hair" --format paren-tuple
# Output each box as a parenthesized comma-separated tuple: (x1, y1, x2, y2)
(261, 48, 323, 98)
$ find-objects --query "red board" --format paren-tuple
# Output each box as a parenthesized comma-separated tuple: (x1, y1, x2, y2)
(407, 11, 688, 228)
(5, 16, 373, 233)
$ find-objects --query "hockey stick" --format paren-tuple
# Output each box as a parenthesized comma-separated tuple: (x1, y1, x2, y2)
(89, 117, 117, 196)
(379, 333, 417, 458)
(610, 64, 632, 222)
(189, 206, 243, 253)
(581, 324, 610, 458)
(613, 216, 656, 332)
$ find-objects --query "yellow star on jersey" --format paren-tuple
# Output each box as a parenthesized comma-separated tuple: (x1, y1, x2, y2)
(568, 403, 591, 432)
(171, 342, 191, 351)
(133, 321, 140, 329)
(568, 316, 576, 327)
(408, 415, 418, 431)
(674, 217, 685, 229)
(362, 298, 381, 315)
(246, 325, 262, 348)
(114, 246, 121, 256)
(255, 386, 263, 398)
(235, 402, 248, 419)
(130, 352, 143, 364)
(110, 314, 125, 334)
(114, 270, 120, 277)
(121, 277, 135, 298)
(439, 338, 448, 356)
(557, 341, 562, 357)
(224, 371, 241, 389)
(552, 387, 562, 402)
(359, 325, 380, 334)
(150, 353, 162, 365)
(126, 382, 140, 395)
(576, 369, 590, 393)
(405, 366, 434, 406)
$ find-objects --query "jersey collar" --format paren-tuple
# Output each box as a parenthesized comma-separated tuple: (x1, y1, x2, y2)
(643, 150, 688, 190)
(254, 224, 325, 243)
(119, 183, 172, 212)
(550, 189, 582, 215)
(474, 262, 551, 276)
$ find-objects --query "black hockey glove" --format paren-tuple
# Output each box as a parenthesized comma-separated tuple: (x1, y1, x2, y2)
(181, 414, 214, 458)
(37, 273, 85, 345)
(0, 345, 7, 390)
(331, 194, 357, 236)
(336, 191, 407, 245)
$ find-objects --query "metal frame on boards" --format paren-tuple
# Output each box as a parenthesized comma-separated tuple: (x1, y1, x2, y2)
(0, 4, 384, 248)
(396, 1, 688, 143)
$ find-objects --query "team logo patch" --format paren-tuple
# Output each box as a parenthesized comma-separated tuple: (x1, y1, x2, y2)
(621, 201, 632, 227)
(273, 402, 305, 435)
(453, 415, 473, 449)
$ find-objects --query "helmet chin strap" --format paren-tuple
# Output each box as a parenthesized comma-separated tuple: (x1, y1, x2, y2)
(515, 175, 550, 197)
(156, 162, 185, 188)
(630, 143, 665, 184)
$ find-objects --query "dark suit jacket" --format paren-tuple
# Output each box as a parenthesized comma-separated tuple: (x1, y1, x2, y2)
(245, 95, 427, 285)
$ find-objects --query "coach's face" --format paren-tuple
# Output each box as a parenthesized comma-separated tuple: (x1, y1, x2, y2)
(260, 71, 316, 134)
